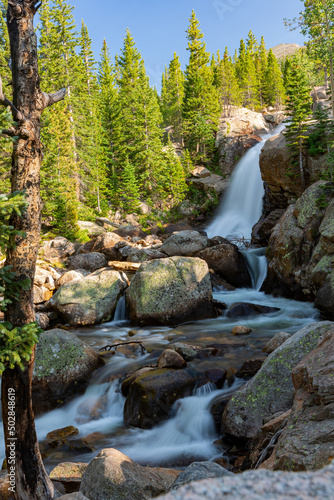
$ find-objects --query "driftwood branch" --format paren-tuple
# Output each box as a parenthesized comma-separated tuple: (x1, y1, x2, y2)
(0, 75, 23, 120)
(41, 88, 67, 109)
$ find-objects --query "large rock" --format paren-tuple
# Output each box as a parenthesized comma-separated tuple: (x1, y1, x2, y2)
(39, 236, 76, 264)
(80, 448, 179, 500)
(156, 462, 334, 500)
(222, 322, 334, 440)
(77, 221, 105, 236)
(160, 231, 208, 256)
(216, 107, 269, 176)
(47, 268, 128, 326)
(171, 462, 233, 490)
(33, 329, 103, 414)
(67, 252, 108, 273)
(124, 369, 195, 428)
(264, 181, 334, 301)
(195, 241, 251, 288)
(90, 232, 125, 261)
(127, 257, 215, 326)
(270, 330, 334, 471)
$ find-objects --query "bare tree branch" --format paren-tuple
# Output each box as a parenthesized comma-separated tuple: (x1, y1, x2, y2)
(0, 75, 23, 120)
(41, 88, 67, 109)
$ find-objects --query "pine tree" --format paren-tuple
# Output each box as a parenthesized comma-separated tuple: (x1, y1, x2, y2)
(162, 140, 188, 206)
(235, 38, 259, 109)
(39, 0, 81, 236)
(257, 36, 268, 107)
(214, 48, 240, 114)
(284, 61, 312, 186)
(120, 159, 141, 213)
(112, 30, 167, 204)
(182, 10, 220, 163)
(160, 52, 184, 144)
(263, 49, 285, 108)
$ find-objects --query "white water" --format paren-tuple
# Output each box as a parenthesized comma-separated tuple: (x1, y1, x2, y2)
(207, 123, 285, 241)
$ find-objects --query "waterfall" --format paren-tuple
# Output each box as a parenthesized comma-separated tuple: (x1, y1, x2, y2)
(206, 123, 285, 288)
(207, 123, 285, 241)
(113, 295, 127, 323)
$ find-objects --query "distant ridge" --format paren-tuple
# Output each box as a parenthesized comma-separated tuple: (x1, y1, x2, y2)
(270, 43, 301, 60)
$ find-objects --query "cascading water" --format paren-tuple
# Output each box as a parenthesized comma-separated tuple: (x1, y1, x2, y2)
(206, 122, 286, 288)
(207, 123, 286, 241)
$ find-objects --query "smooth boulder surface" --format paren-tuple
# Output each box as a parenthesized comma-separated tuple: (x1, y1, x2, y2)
(80, 448, 179, 500)
(48, 268, 128, 326)
(90, 232, 125, 261)
(127, 257, 215, 326)
(195, 241, 251, 288)
(67, 252, 108, 273)
(222, 321, 334, 440)
(226, 302, 280, 318)
(270, 330, 334, 471)
(262, 332, 291, 354)
(156, 462, 334, 500)
(159, 231, 208, 256)
(171, 462, 233, 490)
(124, 369, 195, 428)
(33, 329, 103, 414)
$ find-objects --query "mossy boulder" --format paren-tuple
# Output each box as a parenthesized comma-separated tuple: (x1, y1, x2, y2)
(124, 369, 195, 429)
(222, 321, 334, 440)
(48, 268, 128, 326)
(127, 257, 215, 326)
(32, 329, 104, 414)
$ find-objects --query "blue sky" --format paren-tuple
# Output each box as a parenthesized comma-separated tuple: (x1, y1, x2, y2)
(65, 0, 306, 90)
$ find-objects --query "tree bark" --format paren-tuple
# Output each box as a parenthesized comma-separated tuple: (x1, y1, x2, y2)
(0, 1, 65, 498)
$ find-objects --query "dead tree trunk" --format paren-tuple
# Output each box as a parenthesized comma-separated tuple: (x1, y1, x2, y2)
(0, 1, 65, 498)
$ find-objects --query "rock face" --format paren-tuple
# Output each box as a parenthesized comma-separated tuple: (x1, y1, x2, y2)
(270, 330, 334, 471)
(48, 268, 128, 326)
(222, 322, 334, 440)
(33, 329, 103, 414)
(260, 132, 328, 213)
(127, 257, 215, 326)
(171, 462, 233, 490)
(80, 448, 179, 500)
(195, 240, 251, 288)
(124, 369, 195, 428)
(263, 181, 334, 308)
(67, 252, 108, 273)
(156, 462, 334, 500)
(216, 107, 270, 177)
(39, 236, 76, 264)
(159, 231, 208, 256)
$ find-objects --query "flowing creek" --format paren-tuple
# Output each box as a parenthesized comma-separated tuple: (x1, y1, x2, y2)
(0, 122, 320, 471)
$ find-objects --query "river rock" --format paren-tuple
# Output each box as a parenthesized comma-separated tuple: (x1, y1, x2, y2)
(251, 209, 286, 246)
(157, 349, 187, 369)
(113, 225, 147, 239)
(262, 332, 291, 353)
(39, 236, 76, 264)
(58, 494, 89, 500)
(57, 270, 88, 287)
(124, 369, 195, 428)
(50, 462, 88, 493)
(235, 359, 263, 378)
(47, 268, 128, 326)
(156, 462, 334, 500)
(269, 330, 334, 471)
(227, 302, 280, 318)
(33, 329, 103, 414)
(171, 462, 233, 490)
(89, 232, 125, 261)
(222, 321, 334, 440)
(127, 257, 215, 326)
(195, 241, 251, 288)
(159, 231, 208, 256)
(80, 448, 179, 500)
(67, 252, 107, 273)
(231, 326, 253, 335)
(126, 247, 166, 263)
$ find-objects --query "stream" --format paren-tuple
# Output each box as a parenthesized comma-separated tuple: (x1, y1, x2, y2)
(0, 122, 320, 471)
